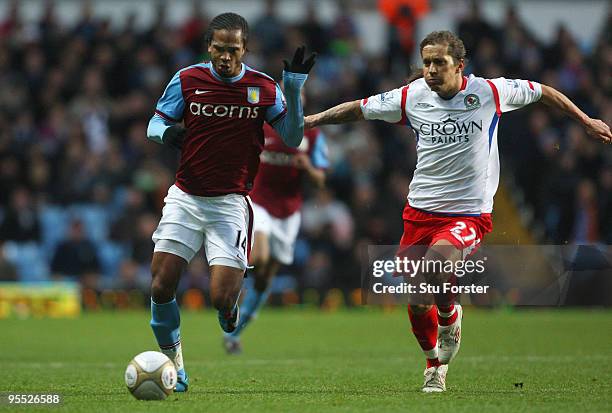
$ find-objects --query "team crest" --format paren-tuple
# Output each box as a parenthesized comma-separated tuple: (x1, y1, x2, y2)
(247, 87, 260, 104)
(464, 94, 480, 109)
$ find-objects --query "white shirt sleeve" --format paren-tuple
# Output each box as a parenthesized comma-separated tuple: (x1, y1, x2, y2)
(489, 77, 542, 113)
(360, 87, 405, 123)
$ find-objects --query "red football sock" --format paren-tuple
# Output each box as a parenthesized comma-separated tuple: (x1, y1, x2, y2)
(437, 304, 458, 326)
(408, 305, 439, 363)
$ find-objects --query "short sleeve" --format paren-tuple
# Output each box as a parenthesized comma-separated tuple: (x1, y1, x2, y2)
(156, 70, 185, 122)
(488, 77, 542, 113)
(265, 83, 287, 125)
(310, 130, 330, 169)
(360, 87, 405, 123)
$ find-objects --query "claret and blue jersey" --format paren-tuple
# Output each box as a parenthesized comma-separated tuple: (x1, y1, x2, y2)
(147, 62, 307, 197)
(250, 124, 329, 218)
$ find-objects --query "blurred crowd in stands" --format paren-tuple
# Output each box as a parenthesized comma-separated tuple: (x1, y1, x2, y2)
(0, 0, 609, 305)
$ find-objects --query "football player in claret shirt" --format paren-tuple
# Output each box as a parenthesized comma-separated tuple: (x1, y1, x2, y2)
(305, 31, 611, 392)
(146, 12, 316, 392)
(223, 117, 329, 354)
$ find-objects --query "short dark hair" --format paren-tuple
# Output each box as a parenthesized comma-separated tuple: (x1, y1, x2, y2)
(205, 13, 249, 47)
(419, 30, 466, 64)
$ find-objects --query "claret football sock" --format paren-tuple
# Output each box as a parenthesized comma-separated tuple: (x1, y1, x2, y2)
(408, 305, 439, 365)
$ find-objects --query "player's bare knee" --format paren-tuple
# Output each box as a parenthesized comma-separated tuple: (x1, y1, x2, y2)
(150, 279, 174, 303)
(210, 290, 236, 312)
(150, 256, 182, 303)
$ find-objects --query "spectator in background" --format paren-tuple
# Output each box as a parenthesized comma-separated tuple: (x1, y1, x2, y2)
(252, 0, 286, 55)
(599, 166, 612, 244)
(299, 2, 328, 54)
(180, 0, 209, 55)
(51, 219, 100, 289)
(0, 241, 18, 281)
(0, 187, 41, 242)
(0, 0, 607, 298)
(302, 188, 354, 249)
(130, 213, 157, 267)
(70, 68, 111, 155)
(457, 0, 498, 55)
(107, 259, 149, 293)
(379, 0, 430, 74)
(72, 0, 98, 42)
(573, 179, 600, 243)
(0, 0, 21, 38)
(110, 187, 148, 243)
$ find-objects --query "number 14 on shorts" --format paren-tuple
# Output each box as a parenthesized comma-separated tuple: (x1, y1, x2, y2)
(235, 230, 247, 254)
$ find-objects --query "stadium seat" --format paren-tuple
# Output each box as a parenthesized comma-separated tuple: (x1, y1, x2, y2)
(3, 241, 50, 281)
(71, 204, 109, 243)
(97, 241, 130, 278)
(39, 206, 70, 259)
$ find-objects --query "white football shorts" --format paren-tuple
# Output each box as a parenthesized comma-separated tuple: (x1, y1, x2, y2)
(152, 185, 253, 271)
(251, 201, 301, 265)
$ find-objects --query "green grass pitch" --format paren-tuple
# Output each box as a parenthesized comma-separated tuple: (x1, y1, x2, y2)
(2, 308, 611, 412)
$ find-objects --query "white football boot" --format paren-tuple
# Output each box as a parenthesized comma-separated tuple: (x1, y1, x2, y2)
(437, 304, 463, 364)
(422, 364, 448, 393)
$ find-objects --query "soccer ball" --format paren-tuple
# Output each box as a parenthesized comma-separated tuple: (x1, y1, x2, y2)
(124, 351, 177, 400)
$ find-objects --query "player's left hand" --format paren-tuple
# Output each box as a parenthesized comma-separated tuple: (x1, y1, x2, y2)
(292, 153, 313, 170)
(585, 118, 612, 144)
(284, 46, 317, 74)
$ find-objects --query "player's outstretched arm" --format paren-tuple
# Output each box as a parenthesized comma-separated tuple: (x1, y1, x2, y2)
(275, 46, 317, 147)
(540, 84, 611, 144)
(304, 100, 364, 129)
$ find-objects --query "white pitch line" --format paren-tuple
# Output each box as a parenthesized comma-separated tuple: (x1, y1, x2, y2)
(5, 354, 612, 370)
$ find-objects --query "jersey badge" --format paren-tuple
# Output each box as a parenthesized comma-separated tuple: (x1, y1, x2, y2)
(464, 94, 481, 110)
(247, 87, 260, 104)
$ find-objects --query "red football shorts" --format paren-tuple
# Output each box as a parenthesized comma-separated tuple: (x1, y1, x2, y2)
(399, 203, 493, 254)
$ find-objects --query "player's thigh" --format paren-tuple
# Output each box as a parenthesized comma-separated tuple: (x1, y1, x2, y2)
(421, 219, 485, 284)
(250, 231, 270, 267)
(152, 185, 205, 264)
(268, 211, 301, 266)
(431, 218, 486, 259)
(202, 194, 253, 272)
(249, 202, 271, 266)
(151, 251, 188, 282)
(150, 251, 188, 300)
